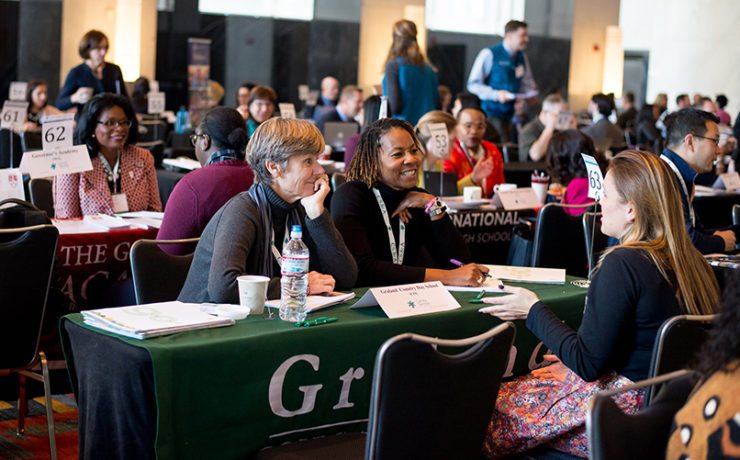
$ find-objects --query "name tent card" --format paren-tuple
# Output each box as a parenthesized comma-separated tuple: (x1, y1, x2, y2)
(279, 103, 296, 119)
(0, 168, 25, 200)
(496, 188, 541, 210)
(581, 153, 604, 200)
(428, 122, 449, 158)
(42, 113, 75, 151)
(720, 172, 740, 191)
(351, 281, 461, 319)
(147, 91, 166, 114)
(1, 100, 29, 131)
(9, 81, 28, 101)
(19, 145, 93, 178)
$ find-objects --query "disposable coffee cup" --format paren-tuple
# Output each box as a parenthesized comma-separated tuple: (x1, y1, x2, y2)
(79, 87, 94, 103)
(237, 275, 269, 315)
(531, 175, 549, 204)
(463, 186, 482, 202)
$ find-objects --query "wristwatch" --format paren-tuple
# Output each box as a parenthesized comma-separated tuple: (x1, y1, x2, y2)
(425, 197, 448, 218)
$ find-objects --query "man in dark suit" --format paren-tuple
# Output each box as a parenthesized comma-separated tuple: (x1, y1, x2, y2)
(317, 85, 363, 133)
(582, 93, 626, 152)
(307, 76, 340, 122)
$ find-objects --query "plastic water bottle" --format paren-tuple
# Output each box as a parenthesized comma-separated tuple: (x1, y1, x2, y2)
(279, 225, 309, 322)
(175, 106, 189, 134)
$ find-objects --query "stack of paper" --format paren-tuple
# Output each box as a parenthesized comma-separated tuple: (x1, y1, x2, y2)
(485, 265, 566, 284)
(118, 211, 165, 229)
(82, 301, 235, 339)
(265, 292, 355, 313)
(163, 157, 201, 171)
(83, 214, 132, 231)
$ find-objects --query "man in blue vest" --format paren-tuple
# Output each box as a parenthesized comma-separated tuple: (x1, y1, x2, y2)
(467, 20, 538, 143)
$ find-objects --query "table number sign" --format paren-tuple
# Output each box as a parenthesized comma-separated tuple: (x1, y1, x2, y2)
(581, 153, 604, 200)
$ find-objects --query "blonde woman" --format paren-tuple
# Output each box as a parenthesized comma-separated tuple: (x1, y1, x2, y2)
(382, 19, 439, 125)
(479, 150, 720, 458)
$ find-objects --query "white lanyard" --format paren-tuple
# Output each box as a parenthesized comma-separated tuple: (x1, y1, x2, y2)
(98, 152, 121, 193)
(660, 154, 695, 225)
(372, 188, 405, 265)
(270, 223, 290, 267)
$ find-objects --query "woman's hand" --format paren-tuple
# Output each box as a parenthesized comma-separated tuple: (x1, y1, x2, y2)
(71, 87, 92, 105)
(391, 191, 436, 224)
(531, 354, 572, 383)
(307, 271, 335, 295)
(471, 156, 494, 185)
(478, 284, 540, 320)
(300, 174, 330, 219)
(432, 264, 490, 287)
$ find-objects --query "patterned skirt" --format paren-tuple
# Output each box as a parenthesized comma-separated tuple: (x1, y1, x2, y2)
(483, 369, 645, 458)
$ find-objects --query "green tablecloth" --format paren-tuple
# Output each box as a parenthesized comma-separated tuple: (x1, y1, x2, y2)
(63, 279, 586, 459)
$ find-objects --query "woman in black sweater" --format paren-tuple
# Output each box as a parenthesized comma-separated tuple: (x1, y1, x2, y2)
(480, 150, 720, 458)
(331, 118, 487, 287)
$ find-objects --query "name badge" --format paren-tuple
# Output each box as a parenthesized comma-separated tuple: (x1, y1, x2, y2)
(112, 193, 130, 213)
(515, 65, 525, 78)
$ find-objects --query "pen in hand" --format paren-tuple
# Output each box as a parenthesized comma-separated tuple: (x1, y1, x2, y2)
(449, 258, 492, 278)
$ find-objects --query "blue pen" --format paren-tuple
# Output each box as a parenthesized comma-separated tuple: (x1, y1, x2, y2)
(449, 258, 492, 278)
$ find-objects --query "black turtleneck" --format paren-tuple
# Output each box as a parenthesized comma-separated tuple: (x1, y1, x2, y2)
(331, 180, 470, 287)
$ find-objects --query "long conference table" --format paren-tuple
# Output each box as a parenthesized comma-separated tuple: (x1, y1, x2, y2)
(61, 280, 586, 459)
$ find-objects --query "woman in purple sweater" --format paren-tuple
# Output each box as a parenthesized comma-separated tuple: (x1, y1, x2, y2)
(157, 107, 254, 254)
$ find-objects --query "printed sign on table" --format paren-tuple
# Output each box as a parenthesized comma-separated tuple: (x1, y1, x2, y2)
(352, 281, 461, 319)
(581, 153, 604, 200)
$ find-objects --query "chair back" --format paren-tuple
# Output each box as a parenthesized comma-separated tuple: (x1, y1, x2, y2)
(582, 211, 609, 276)
(645, 314, 714, 404)
(331, 172, 347, 192)
(130, 238, 199, 304)
(733, 204, 739, 225)
(588, 369, 701, 460)
(531, 202, 595, 277)
(137, 140, 165, 168)
(21, 130, 43, 152)
(365, 322, 516, 460)
(29, 178, 55, 218)
(0, 128, 24, 168)
(138, 119, 168, 143)
(0, 225, 59, 369)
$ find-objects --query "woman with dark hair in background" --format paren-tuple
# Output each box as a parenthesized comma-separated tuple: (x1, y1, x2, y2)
(53, 93, 161, 218)
(246, 84, 277, 138)
(545, 129, 606, 216)
(344, 95, 384, 167)
(382, 19, 439, 126)
(23, 79, 63, 131)
(130, 77, 150, 114)
(56, 30, 128, 114)
(157, 107, 255, 255)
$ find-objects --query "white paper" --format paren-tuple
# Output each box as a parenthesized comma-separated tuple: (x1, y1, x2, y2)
(581, 153, 604, 200)
(53, 218, 109, 235)
(720, 172, 740, 191)
(279, 103, 296, 119)
(351, 281, 461, 319)
(1, 100, 29, 131)
(147, 91, 166, 114)
(265, 291, 356, 313)
(0, 168, 25, 200)
(427, 122, 449, 158)
(298, 84, 310, 101)
(379, 96, 389, 119)
(83, 214, 131, 230)
(445, 278, 504, 293)
(496, 188, 541, 210)
(483, 265, 566, 284)
(9, 81, 28, 101)
(163, 157, 201, 171)
(118, 210, 164, 219)
(19, 145, 93, 178)
(41, 113, 75, 150)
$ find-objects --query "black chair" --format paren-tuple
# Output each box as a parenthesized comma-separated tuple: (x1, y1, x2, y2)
(137, 140, 166, 168)
(21, 130, 43, 152)
(366, 322, 516, 460)
(29, 178, 54, 218)
(531, 202, 595, 277)
(331, 172, 347, 192)
(138, 118, 168, 143)
(130, 238, 199, 304)
(0, 224, 59, 460)
(587, 369, 701, 460)
(0, 128, 24, 168)
(645, 314, 715, 405)
(582, 211, 609, 277)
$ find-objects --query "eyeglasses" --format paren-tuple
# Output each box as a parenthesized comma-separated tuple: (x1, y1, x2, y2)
(692, 134, 720, 145)
(97, 119, 132, 128)
(190, 133, 209, 146)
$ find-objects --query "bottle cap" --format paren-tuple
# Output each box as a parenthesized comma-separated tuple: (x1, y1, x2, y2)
(290, 225, 302, 238)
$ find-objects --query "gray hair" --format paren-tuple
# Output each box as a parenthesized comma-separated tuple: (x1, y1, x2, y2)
(246, 117, 325, 184)
(541, 94, 564, 113)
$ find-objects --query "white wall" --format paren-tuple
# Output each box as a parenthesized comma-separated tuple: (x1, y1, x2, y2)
(620, 0, 740, 115)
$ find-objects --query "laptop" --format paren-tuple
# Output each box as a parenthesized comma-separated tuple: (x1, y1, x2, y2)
(324, 122, 359, 151)
(423, 171, 458, 196)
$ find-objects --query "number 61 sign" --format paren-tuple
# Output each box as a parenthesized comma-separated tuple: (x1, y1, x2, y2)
(581, 153, 604, 200)
(42, 114, 75, 150)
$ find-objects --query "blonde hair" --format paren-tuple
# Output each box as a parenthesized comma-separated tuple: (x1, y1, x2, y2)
(598, 150, 719, 315)
(384, 19, 426, 67)
(246, 118, 325, 185)
(415, 110, 456, 155)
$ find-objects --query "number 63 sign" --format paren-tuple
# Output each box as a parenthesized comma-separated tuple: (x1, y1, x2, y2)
(581, 153, 604, 200)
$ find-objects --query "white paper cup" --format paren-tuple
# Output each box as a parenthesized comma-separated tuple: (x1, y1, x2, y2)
(531, 181, 548, 204)
(493, 183, 517, 193)
(463, 186, 483, 202)
(79, 87, 94, 103)
(237, 275, 269, 315)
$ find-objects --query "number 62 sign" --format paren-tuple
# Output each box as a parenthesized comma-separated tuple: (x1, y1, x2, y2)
(42, 114, 75, 150)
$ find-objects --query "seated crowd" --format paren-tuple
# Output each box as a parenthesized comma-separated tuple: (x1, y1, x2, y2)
(9, 20, 739, 460)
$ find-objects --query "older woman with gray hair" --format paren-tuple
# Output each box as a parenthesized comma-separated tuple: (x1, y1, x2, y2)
(179, 118, 357, 303)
